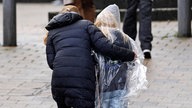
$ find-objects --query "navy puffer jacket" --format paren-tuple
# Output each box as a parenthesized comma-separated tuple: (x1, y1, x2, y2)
(45, 12, 135, 107)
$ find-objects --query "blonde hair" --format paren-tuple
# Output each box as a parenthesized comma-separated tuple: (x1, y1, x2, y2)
(94, 12, 118, 42)
(43, 32, 48, 45)
(95, 11, 128, 43)
(95, 12, 117, 28)
(60, 5, 80, 14)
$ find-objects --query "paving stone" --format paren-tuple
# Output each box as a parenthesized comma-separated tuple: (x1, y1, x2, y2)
(0, 3, 192, 108)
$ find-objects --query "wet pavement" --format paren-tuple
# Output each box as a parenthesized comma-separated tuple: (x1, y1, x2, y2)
(0, 3, 192, 108)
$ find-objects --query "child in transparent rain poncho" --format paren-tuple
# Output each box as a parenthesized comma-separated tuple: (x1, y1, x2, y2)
(94, 4, 148, 108)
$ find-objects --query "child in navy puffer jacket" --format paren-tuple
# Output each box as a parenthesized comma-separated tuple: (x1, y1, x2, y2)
(45, 5, 136, 108)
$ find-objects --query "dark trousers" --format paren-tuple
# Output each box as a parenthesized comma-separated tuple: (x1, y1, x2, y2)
(57, 102, 71, 108)
(123, 0, 153, 51)
(56, 99, 71, 108)
(55, 98, 95, 108)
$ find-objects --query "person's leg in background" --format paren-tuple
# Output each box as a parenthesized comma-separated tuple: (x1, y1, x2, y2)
(123, 0, 139, 40)
(139, 0, 153, 58)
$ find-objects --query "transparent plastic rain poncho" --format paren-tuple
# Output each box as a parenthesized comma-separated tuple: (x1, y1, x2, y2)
(94, 4, 148, 108)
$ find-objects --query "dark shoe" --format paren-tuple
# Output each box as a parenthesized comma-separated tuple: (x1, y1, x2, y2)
(143, 49, 151, 59)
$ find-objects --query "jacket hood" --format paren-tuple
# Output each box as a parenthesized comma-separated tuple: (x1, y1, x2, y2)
(96, 4, 121, 29)
(45, 12, 83, 31)
(95, 4, 123, 43)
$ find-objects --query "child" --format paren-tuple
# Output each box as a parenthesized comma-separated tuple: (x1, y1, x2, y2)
(94, 4, 148, 108)
(45, 5, 136, 108)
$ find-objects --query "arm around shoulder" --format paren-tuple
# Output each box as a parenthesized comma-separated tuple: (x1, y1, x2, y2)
(87, 22, 135, 61)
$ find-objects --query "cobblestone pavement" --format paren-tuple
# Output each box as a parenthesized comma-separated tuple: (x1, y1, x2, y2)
(0, 3, 192, 108)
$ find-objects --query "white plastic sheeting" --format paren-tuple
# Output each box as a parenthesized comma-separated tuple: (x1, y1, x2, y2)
(94, 4, 148, 108)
